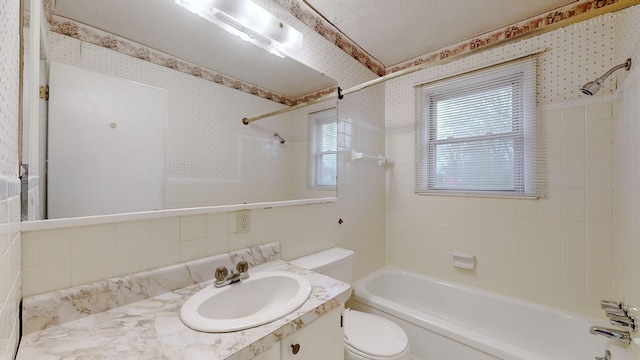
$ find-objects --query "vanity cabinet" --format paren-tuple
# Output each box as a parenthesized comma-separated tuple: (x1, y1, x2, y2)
(254, 305, 344, 360)
(280, 305, 344, 360)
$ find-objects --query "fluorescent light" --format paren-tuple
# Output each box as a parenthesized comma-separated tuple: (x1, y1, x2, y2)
(175, 0, 303, 58)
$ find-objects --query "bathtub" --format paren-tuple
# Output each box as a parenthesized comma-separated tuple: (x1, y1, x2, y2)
(349, 267, 632, 360)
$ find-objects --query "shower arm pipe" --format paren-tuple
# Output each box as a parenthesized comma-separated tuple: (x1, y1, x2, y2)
(596, 58, 632, 82)
(242, 48, 546, 125)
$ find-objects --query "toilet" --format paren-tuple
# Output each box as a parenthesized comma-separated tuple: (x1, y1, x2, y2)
(290, 248, 410, 360)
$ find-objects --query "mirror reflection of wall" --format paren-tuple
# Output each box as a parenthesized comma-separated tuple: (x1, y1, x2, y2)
(22, 0, 49, 222)
(26, 0, 338, 220)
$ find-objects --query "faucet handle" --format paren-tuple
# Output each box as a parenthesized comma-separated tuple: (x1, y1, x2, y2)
(215, 266, 229, 282)
(610, 314, 637, 332)
(605, 307, 628, 318)
(601, 300, 624, 310)
(236, 261, 249, 273)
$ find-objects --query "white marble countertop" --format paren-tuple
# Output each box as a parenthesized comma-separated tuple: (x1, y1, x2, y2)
(16, 260, 351, 360)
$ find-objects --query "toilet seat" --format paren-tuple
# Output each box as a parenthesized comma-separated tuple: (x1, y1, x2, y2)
(343, 309, 409, 360)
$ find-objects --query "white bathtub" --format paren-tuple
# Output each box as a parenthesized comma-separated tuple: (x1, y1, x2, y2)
(349, 267, 632, 360)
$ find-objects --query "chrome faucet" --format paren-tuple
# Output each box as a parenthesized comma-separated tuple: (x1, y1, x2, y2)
(214, 261, 249, 287)
(599, 300, 637, 332)
(590, 326, 631, 345)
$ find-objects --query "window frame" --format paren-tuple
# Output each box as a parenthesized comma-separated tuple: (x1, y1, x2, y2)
(416, 58, 537, 197)
(308, 108, 337, 190)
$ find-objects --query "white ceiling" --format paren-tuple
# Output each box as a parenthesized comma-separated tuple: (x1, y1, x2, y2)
(53, 0, 337, 98)
(53, 0, 579, 96)
(305, 0, 577, 66)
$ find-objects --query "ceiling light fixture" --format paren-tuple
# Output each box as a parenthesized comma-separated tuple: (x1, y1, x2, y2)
(175, 0, 303, 58)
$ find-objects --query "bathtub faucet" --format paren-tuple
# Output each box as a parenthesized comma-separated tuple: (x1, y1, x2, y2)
(589, 326, 631, 345)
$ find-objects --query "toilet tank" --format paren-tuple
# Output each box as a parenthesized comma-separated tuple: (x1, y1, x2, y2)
(289, 248, 354, 283)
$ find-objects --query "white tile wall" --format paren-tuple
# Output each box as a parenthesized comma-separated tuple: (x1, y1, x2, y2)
(613, 4, 640, 338)
(384, 7, 640, 317)
(0, 0, 22, 358)
(22, 203, 339, 296)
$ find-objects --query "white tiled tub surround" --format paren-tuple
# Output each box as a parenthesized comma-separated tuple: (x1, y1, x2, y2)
(613, 6, 640, 354)
(0, 0, 23, 359)
(385, 6, 640, 319)
(17, 242, 352, 360)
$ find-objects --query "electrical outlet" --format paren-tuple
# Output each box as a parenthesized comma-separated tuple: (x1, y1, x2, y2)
(236, 210, 250, 234)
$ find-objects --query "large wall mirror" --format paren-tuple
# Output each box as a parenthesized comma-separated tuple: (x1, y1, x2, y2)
(22, 0, 339, 221)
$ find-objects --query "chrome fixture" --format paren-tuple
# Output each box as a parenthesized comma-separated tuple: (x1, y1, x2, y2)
(604, 307, 627, 318)
(610, 314, 636, 331)
(601, 300, 624, 309)
(599, 299, 637, 332)
(274, 132, 285, 144)
(595, 350, 611, 360)
(590, 326, 631, 345)
(214, 261, 249, 287)
(580, 58, 632, 95)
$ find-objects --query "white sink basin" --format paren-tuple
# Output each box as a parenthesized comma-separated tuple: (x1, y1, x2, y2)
(180, 271, 312, 332)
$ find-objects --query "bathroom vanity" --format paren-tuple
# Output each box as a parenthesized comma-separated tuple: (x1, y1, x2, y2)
(16, 243, 350, 360)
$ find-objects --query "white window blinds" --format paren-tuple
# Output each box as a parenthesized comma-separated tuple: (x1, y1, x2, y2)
(308, 108, 337, 189)
(415, 56, 542, 197)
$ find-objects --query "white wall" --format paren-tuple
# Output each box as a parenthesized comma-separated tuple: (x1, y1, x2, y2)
(0, 0, 23, 358)
(385, 7, 640, 319)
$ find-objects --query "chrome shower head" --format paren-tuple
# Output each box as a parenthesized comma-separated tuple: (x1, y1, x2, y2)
(580, 58, 632, 95)
(274, 132, 285, 144)
(580, 80, 601, 96)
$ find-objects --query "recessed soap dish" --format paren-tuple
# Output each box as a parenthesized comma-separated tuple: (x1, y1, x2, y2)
(452, 252, 475, 270)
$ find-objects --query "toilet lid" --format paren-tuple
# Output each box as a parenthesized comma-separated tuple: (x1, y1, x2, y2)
(344, 309, 408, 358)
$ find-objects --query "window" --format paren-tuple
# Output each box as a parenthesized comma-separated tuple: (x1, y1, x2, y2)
(308, 108, 337, 189)
(416, 57, 539, 197)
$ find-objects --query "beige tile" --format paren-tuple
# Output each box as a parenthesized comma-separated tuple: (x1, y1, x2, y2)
(561, 171, 585, 189)
(71, 225, 115, 259)
(71, 254, 114, 286)
(562, 286, 586, 306)
(587, 274, 612, 294)
(206, 234, 229, 256)
(115, 221, 150, 252)
(585, 137, 612, 155)
(180, 238, 206, 262)
(562, 139, 585, 156)
(23, 262, 72, 297)
(181, 215, 206, 241)
(562, 205, 585, 222)
(115, 249, 150, 276)
(22, 229, 71, 267)
(148, 217, 180, 245)
(149, 244, 180, 269)
(563, 255, 586, 272)
(585, 102, 612, 121)
(539, 281, 562, 300)
(206, 213, 229, 236)
(562, 221, 585, 239)
(562, 270, 586, 289)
